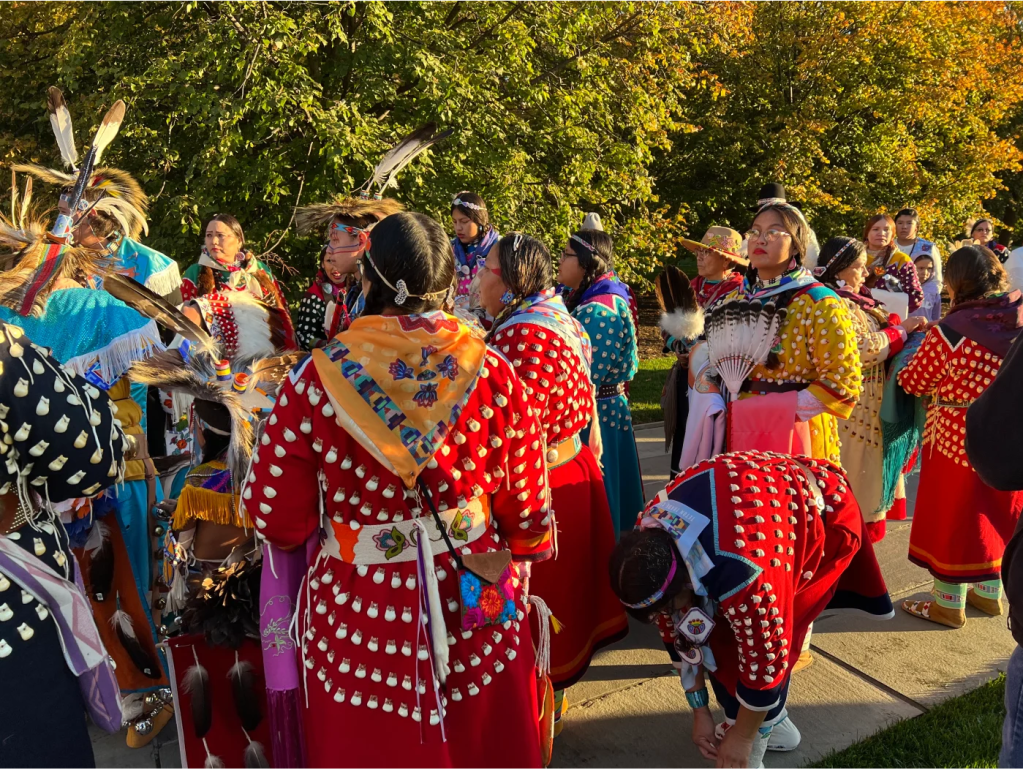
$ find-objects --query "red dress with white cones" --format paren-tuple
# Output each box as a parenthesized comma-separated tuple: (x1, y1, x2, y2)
(898, 322, 1023, 582)
(244, 312, 552, 768)
(490, 295, 628, 690)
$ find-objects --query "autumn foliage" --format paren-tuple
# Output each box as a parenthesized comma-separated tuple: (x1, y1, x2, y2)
(0, 1, 1022, 290)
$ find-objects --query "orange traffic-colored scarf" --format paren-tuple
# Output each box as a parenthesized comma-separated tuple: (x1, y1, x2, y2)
(312, 311, 487, 489)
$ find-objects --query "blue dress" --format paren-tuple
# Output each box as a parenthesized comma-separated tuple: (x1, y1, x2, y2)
(573, 279, 645, 536)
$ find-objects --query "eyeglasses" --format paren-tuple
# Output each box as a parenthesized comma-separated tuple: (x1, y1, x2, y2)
(560, 250, 579, 262)
(745, 227, 792, 243)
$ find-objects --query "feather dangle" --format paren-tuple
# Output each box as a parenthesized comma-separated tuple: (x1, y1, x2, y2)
(110, 606, 162, 679)
(46, 86, 78, 169)
(85, 519, 114, 601)
(656, 265, 703, 343)
(101, 273, 214, 350)
(243, 734, 270, 769)
(705, 299, 786, 401)
(183, 657, 213, 738)
(361, 123, 453, 196)
(229, 655, 263, 731)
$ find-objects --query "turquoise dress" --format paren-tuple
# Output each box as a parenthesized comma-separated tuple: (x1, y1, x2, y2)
(573, 278, 645, 536)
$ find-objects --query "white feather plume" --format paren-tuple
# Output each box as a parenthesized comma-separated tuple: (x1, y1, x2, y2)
(658, 308, 705, 342)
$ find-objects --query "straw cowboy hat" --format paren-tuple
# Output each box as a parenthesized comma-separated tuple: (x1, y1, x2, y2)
(678, 226, 749, 266)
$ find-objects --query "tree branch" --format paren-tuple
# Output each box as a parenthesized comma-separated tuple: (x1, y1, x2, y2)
(530, 10, 645, 85)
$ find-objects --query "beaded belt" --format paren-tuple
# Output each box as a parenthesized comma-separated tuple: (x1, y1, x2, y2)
(935, 398, 973, 409)
(321, 497, 491, 565)
(740, 380, 809, 395)
(547, 434, 582, 469)
(597, 383, 625, 399)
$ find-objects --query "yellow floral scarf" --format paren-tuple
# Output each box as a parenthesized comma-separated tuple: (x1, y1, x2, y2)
(312, 312, 487, 489)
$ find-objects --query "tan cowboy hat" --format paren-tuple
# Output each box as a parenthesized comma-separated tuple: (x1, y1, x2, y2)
(679, 226, 749, 266)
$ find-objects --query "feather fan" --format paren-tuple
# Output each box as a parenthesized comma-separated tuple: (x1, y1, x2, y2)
(46, 86, 78, 169)
(101, 273, 214, 350)
(362, 123, 453, 195)
(704, 299, 786, 400)
(110, 608, 162, 679)
(85, 520, 114, 601)
(229, 658, 263, 731)
(183, 662, 213, 738)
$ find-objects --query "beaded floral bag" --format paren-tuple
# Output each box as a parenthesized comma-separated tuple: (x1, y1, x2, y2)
(418, 483, 517, 631)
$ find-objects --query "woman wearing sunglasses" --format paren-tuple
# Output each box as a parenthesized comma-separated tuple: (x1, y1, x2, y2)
(558, 229, 645, 539)
(293, 197, 404, 350)
(244, 212, 554, 768)
(477, 232, 628, 737)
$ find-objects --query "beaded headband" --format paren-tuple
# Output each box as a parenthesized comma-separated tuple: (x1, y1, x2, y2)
(570, 234, 597, 256)
(362, 245, 449, 306)
(621, 550, 678, 609)
(327, 222, 369, 254)
(813, 238, 856, 277)
(452, 197, 486, 212)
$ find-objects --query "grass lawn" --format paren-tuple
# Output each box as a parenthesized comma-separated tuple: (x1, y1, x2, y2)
(813, 674, 1006, 768)
(630, 355, 675, 425)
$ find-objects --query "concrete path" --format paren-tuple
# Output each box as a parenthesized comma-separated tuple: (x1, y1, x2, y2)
(91, 422, 1015, 768)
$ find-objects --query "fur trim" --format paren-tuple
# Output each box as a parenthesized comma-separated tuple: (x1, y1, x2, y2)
(295, 197, 404, 236)
(659, 308, 705, 342)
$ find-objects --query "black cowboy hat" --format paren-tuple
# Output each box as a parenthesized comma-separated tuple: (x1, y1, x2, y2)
(749, 182, 802, 213)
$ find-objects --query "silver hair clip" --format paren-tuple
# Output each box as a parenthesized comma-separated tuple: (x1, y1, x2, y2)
(512, 232, 524, 253)
(363, 249, 447, 306)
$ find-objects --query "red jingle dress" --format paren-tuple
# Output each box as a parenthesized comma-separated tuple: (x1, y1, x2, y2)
(244, 311, 553, 768)
(897, 293, 1023, 583)
(489, 290, 628, 691)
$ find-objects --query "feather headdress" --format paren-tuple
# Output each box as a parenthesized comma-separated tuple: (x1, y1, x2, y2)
(18, 87, 148, 239)
(295, 123, 451, 237)
(704, 299, 786, 400)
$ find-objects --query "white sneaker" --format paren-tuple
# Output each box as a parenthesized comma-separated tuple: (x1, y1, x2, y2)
(766, 716, 801, 752)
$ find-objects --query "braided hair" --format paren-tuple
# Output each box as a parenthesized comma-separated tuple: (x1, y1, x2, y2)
(564, 229, 614, 312)
(485, 233, 553, 342)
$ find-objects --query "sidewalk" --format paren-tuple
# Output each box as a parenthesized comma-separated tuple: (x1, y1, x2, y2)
(551, 422, 1015, 767)
(92, 422, 1015, 768)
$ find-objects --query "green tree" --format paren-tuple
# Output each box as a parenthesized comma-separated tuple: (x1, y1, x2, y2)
(0, 1, 703, 292)
(653, 1, 1023, 253)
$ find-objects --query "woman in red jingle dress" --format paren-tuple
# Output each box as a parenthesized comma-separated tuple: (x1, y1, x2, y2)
(478, 233, 628, 730)
(243, 213, 552, 768)
(898, 246, 1023, 629)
